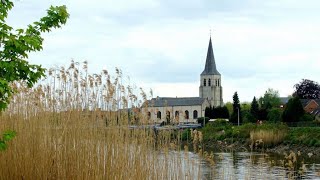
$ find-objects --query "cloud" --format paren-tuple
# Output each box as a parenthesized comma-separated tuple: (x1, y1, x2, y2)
(5, 0, 320, 102)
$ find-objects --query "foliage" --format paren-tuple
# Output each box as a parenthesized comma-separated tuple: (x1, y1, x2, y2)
(282, 97, 305, 123)
(250, 96, 259, 120)
(181, 128, 191, 141)
(204, 105, 213, 119)
(240, 102, 251, 111)
(204, 106, 230, 119)
(201, 119, 233, 141)
(294, 79, 320, 99)
(230, 92, 241, 124)
(242, 110, 255, 123)
(0, 130, 16, 151)
(267, 108, 282, 123)
(299, 113, 314, 122)
(284, 127, 320, 147)
(257, 108, 268, 120)
(224, 102, 233, 115)
(259, 88, 281, 110)
(0, 1, 69, 111)
(197, 117, 209, 127)
(216, 106, 230, 119)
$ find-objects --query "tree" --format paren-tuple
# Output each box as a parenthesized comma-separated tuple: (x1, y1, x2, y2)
(224, 102, 233, 115)
(294, 79, 320, 99)
(0, 1, 69, 150)
(242, 110, 255, 123)
(205, 105, 214, 119)
(213, 106, 230, 119)
(267, 108, 282, 123)
(250, 96, 259, 120)
(282, 97, 305, 123)
(259, 88, 281, 110)
(0, 1, 69, 110)
(230, 92, 241, 124)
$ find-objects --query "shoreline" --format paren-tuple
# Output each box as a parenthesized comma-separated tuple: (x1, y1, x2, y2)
(200, 140, 320, 157)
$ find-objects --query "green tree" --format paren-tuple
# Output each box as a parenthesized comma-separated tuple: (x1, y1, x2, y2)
(282, 97, 305, 123)
(242, 110, 255, 123)
(225, 102, 233, 115)
(259, 88, 281, 110)
(0, 1, 69, 110)
(0, 1, 69, 150)
(213, 106, 230, 119)
(267, 108, 282, 123)
(250, 96, 259, 120)
(205, 105, 214, 119)
(231, 92, 241, 124)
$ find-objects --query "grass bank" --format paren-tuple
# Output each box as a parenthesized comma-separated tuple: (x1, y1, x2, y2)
(197, 120, 320, 151)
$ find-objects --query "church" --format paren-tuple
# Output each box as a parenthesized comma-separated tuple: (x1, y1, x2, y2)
(141, 37, 223, 124)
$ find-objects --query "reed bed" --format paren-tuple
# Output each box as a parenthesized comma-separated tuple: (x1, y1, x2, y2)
(250, 129, 287, 147)
(0, 61, 200, 179)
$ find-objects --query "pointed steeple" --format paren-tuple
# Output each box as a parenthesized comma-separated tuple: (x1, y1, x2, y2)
(201, 37, 220, 75)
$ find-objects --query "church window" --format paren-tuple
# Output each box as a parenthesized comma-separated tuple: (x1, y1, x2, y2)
(147, 112, 151, 120)
(215, 80, 218, 86)
(193, 110, 198, 119)
(218, 79, 220, 87)
(175, 111, 179, 120)
(185, 110, 189, 119)
(157, 111, 161, 119)
(208, 79, 211, 86)
(203, 79, 206, 86)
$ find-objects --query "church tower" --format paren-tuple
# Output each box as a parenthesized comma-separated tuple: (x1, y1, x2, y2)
(199, 37, 223, 107)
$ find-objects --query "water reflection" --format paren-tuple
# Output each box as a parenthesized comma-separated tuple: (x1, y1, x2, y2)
(162, 151, 320, 179)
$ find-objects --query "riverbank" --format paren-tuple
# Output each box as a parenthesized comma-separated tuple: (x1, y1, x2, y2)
(183, 121, 320, 156)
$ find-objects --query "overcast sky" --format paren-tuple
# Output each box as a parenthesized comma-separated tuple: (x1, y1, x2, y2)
(6, 0, 320, 102)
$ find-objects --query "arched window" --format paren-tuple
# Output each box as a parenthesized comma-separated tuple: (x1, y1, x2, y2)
(193, 110, 198, 119)
(157, 111, 161, 119)
(208, 79, 211, 86)
(185, 110, 189, 119)
(218, 79, 220, 87)
(147, 112, 151, 120)
(175, 111, 179, 120)
(215, 80, 218, 86)
(166, 111, 170, 121)
(203, 79, 206, 86)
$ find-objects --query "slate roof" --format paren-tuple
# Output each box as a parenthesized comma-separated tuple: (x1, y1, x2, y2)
(142, 97, 206, 107)
(279, 97, 290, 104)
(201, 37, 220, 75)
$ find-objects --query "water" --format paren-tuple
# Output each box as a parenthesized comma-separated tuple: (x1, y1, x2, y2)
(163, 151, 320, 179)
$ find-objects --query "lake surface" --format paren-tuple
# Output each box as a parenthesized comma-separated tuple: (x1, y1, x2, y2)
(160, 151, 320, 179)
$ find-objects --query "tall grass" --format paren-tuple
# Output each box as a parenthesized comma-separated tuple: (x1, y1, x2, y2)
(250, 130, 287, 147)
(0, 61, 200, 179)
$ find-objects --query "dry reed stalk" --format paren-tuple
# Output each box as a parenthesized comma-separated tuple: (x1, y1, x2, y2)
(0, 61, 201, 179)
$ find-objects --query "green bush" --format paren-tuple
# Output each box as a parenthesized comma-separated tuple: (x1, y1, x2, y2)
(299, 114, 314, 122)
(181, 129, 191, 141)
(197, 117, 209, 127)
(285, 127, 320, 147)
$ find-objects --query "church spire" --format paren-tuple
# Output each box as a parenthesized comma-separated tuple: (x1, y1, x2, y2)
(201, 37, 220, 75)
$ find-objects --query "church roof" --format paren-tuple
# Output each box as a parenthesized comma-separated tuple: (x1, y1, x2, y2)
(142, 97, 206, 107)
(201, 37, 220, 75)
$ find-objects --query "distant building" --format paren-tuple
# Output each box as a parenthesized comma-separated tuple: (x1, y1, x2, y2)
(141, 37, 223, 124)
(280, 97, 320, 119)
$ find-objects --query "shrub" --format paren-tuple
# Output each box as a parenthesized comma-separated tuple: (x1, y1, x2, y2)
(181, 129, 191, 141)
(299, 114, 314, 122)
(197, 117, 209, 127)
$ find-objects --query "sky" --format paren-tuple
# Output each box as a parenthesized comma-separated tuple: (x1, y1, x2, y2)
(5, 0, 320, 102)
